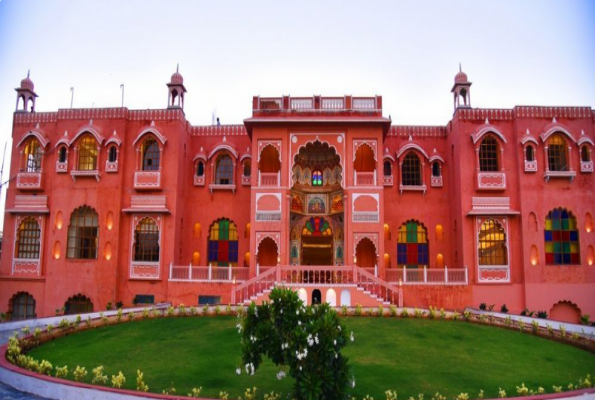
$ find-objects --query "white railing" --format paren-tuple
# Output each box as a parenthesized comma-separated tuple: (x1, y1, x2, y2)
(321, 97, 344, 110)
(352, 98, 376, 110)
(385, 267, 468, 285)
(290, 98, 314, 110)
(169, 264, 249, 282)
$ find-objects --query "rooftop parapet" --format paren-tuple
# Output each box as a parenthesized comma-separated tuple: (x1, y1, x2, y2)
(251, 95, 383, 117)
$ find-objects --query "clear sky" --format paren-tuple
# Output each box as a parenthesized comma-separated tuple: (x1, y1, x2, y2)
(0, 0, 594, 226)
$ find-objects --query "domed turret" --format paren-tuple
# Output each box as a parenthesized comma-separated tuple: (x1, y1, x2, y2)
(451, 64, 472, 111)
(15, 70, 38, 113)
(167, 64, 187, 110)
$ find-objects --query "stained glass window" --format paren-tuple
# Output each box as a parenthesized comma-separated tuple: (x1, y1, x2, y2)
(312, 170, 323, 186)
(478, 219, 507, 265)
(545, 208, 580, 265)
(208, 219, 238, 266)
(397, 221, 428, 268)
(302, 217, 332, 236)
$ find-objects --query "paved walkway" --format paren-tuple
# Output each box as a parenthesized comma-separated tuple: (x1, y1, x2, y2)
(0, 382, 44, 400)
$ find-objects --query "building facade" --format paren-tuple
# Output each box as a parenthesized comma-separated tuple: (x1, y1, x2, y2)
(1, 69, 594, 323)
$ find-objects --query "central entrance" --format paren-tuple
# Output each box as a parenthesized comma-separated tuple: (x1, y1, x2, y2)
(302, 236, 333, 265)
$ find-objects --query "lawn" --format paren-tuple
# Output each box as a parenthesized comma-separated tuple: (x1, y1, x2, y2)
(28, 316, 595, 399)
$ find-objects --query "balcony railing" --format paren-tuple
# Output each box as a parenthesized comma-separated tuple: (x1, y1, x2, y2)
(581, 161, 593, 173)
(134, 171, 161, 190)
(355, 170, 376, 186)
(385, 267, 468, 285)
(16, 172, 42, 190)
(169, 264, 249, 282)
(259, 171, 280, 186)
(477, 171, 506, 190)
(524, 160, 537, 172)
(430, 176, 443, 187)
(254, 95, 381, 113)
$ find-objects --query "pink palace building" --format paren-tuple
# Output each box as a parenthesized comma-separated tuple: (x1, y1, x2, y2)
(0, 68, 594, 323)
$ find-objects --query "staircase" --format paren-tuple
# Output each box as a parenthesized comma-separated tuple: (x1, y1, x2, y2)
(232, 265, 403, 307)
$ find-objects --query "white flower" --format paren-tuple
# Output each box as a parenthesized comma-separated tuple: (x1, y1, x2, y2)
(333, 340, 337, 346)
(350, 332, 354, 342)
(245, 364, 250, 374)
(250, 363, 255, 375)
(280, 309, 283, 314)
(299, 366, 302, 371)
(351, 376, 356, 388)
(276, 371, 286, 380)
(298, 320, 302, 326)
(236, 368, 241, 375)
(236, 323, 242, 333)
(337, 325, 342, 331)
(314, 334, 319, 345)
(335, 353, 338, 359)
(296, 310, 299, 315)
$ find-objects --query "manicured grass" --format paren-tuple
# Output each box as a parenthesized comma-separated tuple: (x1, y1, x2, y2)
(28, 316, 594, 399)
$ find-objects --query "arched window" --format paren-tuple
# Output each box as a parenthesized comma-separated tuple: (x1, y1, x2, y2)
(24, 139, 42, 172)
(78, 135, 98, 171)
(383, 160, 392, 177)
(432, 161, 441, 177)
(353, 144, 375, 172)
(526, 145, 535, 162)
(208, 218, 238, 266)
(133, 218, 160, 262)
(312, 170, 323, 186)
(58, 146, 67, 163)
(15, 217, 41, 259)
(581, 146, 591, 162)
(547, 134, 568, 171)
(67, 205, 99, 259)
(10, 292, 36, 321)
(243, 160, 251, 177)
(108, 146, 117, 162)
(65, 294, 93, 315)
(215, 155, 233, 184)
(141, 137, 160, 171)
(397, 221, 428, 268)
(479, 136, 499, 172)
(478, 219, 507, 265)
(401, 153, 421, 186)
(196, 161, 205, 177)
(545, 208, 580, 265)
(259, 145, 280, 173)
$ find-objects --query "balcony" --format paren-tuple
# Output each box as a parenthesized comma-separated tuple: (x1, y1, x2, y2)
(477, 171, 506, 190)
(16, 172, 42, 190)
(130, 261, 160, 280)
(71, 169, 100, 182)
(134, 171, 161, 190)
(194, 175, 205, 186)
(430, 176, 443, 187)
(209, 183, 236, 194)
(477, 265, 510, 283)
(581, 161, 593, 173)
(258, 171, 279, 186)
(355, 171, 376, 186)
(383, 175, 393, 186)
(12, 259, 41, 276)
(399, 184, 427, 194)
(543, 170, 576, 182)
(252, 95, 383, 116)
(524, 160, 537, 172)
(385, 267, 468, 285)
(241, 175, 251, 186)
(56, 161, 68, 173)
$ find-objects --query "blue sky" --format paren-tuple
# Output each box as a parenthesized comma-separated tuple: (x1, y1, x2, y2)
(0, 0, 594, 224)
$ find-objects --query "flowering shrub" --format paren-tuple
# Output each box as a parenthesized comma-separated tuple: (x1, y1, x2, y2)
(378, 305, 384, 317)
(189, 306, 197, 316)
(456, 393, 469, 400)
(116, 308, 123, 322)
(21, 326, 30, 335)
(355, 303, 363, 316)
(389, 305, 397, 317)
(91, 366, 108, 385)
(73, 365, 87, 382)
(111, 371, 126, 388)
(498, 388, 507, 398)
(39, 359, 53, 375)
(219, 391, 229, 399)
(239, 287, 350, 400)
(401, 309, 410, 318)
(55, 365, 68, 378)
(128, 312, 134, 321)
(188, 387, 203, 397)
(178, 304, 187, 316)
(136, 369, 149, 392)
(385, 389, 398, 400)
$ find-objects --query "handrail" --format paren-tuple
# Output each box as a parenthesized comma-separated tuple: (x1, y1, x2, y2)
(355, 266, 403, 307)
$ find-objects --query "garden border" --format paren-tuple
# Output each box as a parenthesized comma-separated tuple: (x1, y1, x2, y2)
(0, 305, 594, 400)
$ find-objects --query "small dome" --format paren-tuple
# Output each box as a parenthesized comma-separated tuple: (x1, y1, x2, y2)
(21, 71, 34, 91)
(454, 70, 468, 84)
(170, 65, 183, 85)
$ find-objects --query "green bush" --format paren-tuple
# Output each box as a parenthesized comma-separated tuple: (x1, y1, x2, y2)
(239, 287, 350, 400)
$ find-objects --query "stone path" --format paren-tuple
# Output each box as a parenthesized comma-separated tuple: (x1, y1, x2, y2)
(0, 382, 45, 400)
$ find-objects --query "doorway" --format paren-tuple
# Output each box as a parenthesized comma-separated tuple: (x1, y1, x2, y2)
(312, 289, 322, 305)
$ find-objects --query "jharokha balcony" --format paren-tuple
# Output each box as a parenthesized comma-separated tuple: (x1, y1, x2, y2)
(134, 170, 162, 190)
(477, 171, 506, 190)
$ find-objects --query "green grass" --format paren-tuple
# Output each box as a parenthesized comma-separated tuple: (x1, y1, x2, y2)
(28, 316, 594, 399)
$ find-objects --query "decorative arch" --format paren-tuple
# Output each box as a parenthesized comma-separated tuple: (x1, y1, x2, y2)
(72, 126, 104, 146)
(16, 131, 49, 148)
(471, 126, 508, 145)
(520, 136, 539, 146)
(255, 232, 281, 255)
(353, 140, 377, 161)
(105, 131, 122, 147)
(208, 137, 238, 160)
(540, 124, 576, 144)
(258, 141, 281, 162)
(133, 127, 167, 146)
(256, 237, 279, 266)
(396, 142, 429, 160)
(353, 233, 379, 257)
(578, 135, 594, 147)
(9, 291, 36, 321)
(64, 294, 93, 315)
(549, 300, 581, 324)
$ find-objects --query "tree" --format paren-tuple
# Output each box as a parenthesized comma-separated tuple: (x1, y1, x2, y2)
(239, 287, 351, 400)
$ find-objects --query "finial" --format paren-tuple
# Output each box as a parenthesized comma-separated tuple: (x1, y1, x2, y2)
(581, 130, 585, 136)
(223, 135, 227, 142)
(150, 120, 155, 127)
(64, 131, 68, 137)
(36, 123, 39, 129)
(459, 63, 462, 72)
(526, 129, 530, 135)
(552, 117, 557, 123)
(485, 117, 489, 125)
(433, 148, 437, 153)
(27, 69, 30, 78)
(176, 63, 179, 73)
(113, 130, 117, 136)
(89, 119, 93, 126)
(408, 134, 413, 142)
